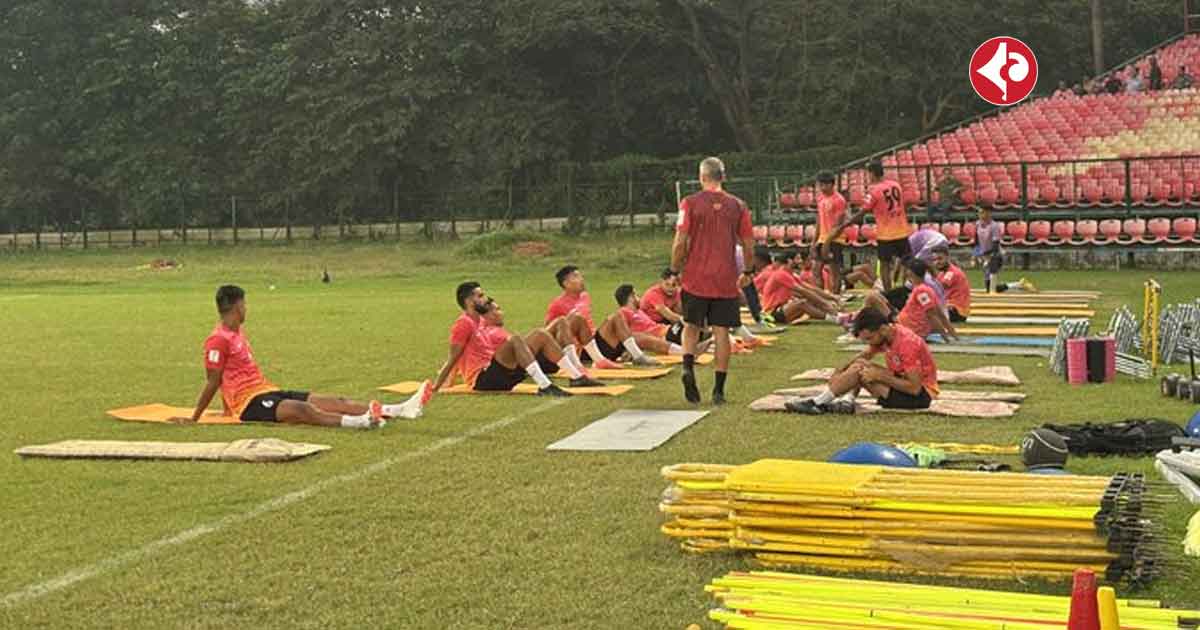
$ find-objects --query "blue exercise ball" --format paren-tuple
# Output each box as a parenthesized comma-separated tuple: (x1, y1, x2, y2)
(1188, 410, 1200, 438)
(829, 442, 916, 468)
(1028, 466, 1070, 475)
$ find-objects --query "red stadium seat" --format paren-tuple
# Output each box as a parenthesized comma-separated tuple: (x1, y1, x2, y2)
(940, 222, 961, 241)
(797, 190, 815, 208)
(779, 193, 798, 208)
(768, 225, 787, 245)
(752, 225, 768, 244)
(842, 224, 861, 245)
(1146, 218, 1171, 243)
(959, 221, 977, 245)
(1120, 218, 1146, 243)
(1129, 184, 1149, 206)
(999, 185, 1021, 207)
(860, 223, 878, 244)
(1028, 220, 1052, 244)
(849, 189, 866, 206)
(1051, 220, 1076, 244)
(959, 187, 977, 205)
(1082, 182, 1103, 206)
(785, 225, 804, 244)
(803, 224, 818, 243)
(1004, 220, 1028, 244)
(1170, 217, 1197, 243)
(1078, 219, 1103, 244)
(1036, 185, 1059, 206)
(979, 186, 999, 207)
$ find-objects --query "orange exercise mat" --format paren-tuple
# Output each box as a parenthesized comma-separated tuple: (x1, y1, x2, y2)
(554, 367, 673, 380)
(107, 404, 241, 425)
(379, 381, 633, 396)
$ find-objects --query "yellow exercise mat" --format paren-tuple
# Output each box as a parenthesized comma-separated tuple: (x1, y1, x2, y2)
(967, 302, 1090, 309)
(554, 367, 673, 380)
(379, 381, 632, 396)
(971, 308, 1094, 317)
(15, 438, 329, 462)
(955, 326, 1061, 336)
(655, 354, 715, 366)
(970, 290, 1100, 298)
(108, 404, 240, 425)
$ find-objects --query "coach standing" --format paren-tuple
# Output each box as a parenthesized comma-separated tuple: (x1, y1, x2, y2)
(671, 157, 755, 405)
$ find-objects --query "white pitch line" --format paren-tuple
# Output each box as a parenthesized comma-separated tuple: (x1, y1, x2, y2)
(1, 399, 567, 608)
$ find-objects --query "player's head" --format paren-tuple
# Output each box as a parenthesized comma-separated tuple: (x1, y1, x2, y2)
(852, 307, 892, 346)
(753, 248, 772, 269)
(930, 245, 951, 271)
(556, 265, 584, 292)
(660, 268, 680, 295)
(817, 170, 835, 195)
(456, 281, 486, 311)
(699, 156, 726, 186)
(614, 283, 637, 309)
(481, 298, 502, 325)
(866, 160, 884, 181)
(216, 285, 246, 323)
(903, 257, 928, 284)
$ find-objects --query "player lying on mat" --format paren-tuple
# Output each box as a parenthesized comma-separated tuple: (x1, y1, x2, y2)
(615, 284, 714, 355)
(479, 298, 605, 387)
(178, 285, 426, 429)
(786, 308, 939, 415)
(861, 258, 958, 341)
(433, 282, 572, 396)
(974, 207, 1036, 294)
(930, 245, 971, 323)
(546, 265, 662, 368)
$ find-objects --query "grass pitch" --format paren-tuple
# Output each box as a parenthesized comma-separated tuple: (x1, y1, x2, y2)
(2, 230, 1198, 628)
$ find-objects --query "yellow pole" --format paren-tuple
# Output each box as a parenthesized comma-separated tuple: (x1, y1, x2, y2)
(1097, 586, 1120, 630)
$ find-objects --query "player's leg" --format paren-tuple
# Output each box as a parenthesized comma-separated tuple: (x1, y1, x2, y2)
(264, 392, 381, 429)
(786, 360, 868, 414)
(544, 317, 592, 378)
(308, 394, 370, 415)
(490, 336, 569, 395)
(827, 245, 844, 295)
(597, 312, 659, 366)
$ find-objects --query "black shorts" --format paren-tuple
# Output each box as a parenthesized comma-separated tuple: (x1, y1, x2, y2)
(593, 332, 625, 362)
(878, 386, 932, 410)
(536, 352, 560, 375)
(986, 252, 1004, 274)
(877, 237, 912, 262)
(665, 322, 684, 345)
(949, 307, 967, 323)
(883, 287, 911, 312)
(772, 306, 788, 323)
(240, 390, 310, 422)
(474, 359, 527, 391)
(682, 291, 740, 328)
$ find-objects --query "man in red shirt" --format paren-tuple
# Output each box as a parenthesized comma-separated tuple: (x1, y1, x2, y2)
(931, 246, 971, 323)
(640, 269, 684, 325)
(860, 258, 957, 341)
(546, 265, 662, 369)
(811, 170, 847, 294)
(180, 285, 421, 429)
(760, 251, 842, 325)
(786, 308, 939, 414)
(613, 284, 713, 357)
(433, 282, 571, 396)
(479, 299, 604, 388)
(670, 156, 755, 404)
(830, 161, 912, 290)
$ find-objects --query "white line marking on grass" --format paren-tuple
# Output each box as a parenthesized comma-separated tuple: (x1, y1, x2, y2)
(1, 399, 567, 608)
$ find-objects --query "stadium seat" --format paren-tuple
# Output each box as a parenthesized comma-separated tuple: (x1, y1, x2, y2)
(979, 187, 999, 207)
(1120, 218, 1146, 244)
(785, 225, 804, 245)
(959, 221, 977, 246)
(1082, 182, 1103, 206)
(1078, 219, 1103, 244)
(1130, 184, 1149, 206)
(1146, 218, 1172, 243)
(768, 225, 787, 246)
(1170, 217, 1197, 243)
(860, 223, 878, 244)
(1051, 220, 1076, 244)
(998, 185, 1021, 207)
(779, 193, 798, 209)
(940, 222, 961, 242)
(752, 225, 768, 244)
(959, 187, 977, 206)
(804, 224, 818, 243)
(849, 189, 866, 206)
(1036, 185, 1059, 207)
(842, 224, 861, 246)
(1028, 220, 1052, 244)
(1004, 220, 1028, 244)
(797, 190, 815, 208)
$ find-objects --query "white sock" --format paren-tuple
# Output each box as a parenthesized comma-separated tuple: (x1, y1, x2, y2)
(382, 391, 424, 420)
(813, 388, 836, 405)
(668, 343, 684, 355)
(340, 414, 371, 429)
(837, 392, 856, 404)
(824, 313, 839, 323)
(736, 325, 756, 341)
(563, 345, 587, 373)
(585, 339, 607, 363)
(556, 355, 583, 379)
(525, 362, 552, 388)
(621, 337, 646, 359)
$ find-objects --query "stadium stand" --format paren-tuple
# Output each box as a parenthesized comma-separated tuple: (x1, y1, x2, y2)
(767, 33, 1200, 250)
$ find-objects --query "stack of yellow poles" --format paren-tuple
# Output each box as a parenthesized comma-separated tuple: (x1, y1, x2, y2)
(660, 460, 1166, 582)
(702, 571, 1200, 630)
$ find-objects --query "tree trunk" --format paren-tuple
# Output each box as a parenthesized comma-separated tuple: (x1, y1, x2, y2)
(1090, 0, 1104, 74)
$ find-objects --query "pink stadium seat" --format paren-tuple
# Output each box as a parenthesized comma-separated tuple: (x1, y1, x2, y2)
(803, 224, 817, 243)
(842, 224, 861, 245)
(797, 190, 815, 208)
(1028, 220, 1052, 244)
(779, 193, 798, 208)
(979, 187, 999, 207)
(1146, 218, 1171, 243)
(1130, 184, 1149, 206)
(860, 223, 878, 244)
(768, 225, 787, 245)
(1150, 181, 1171, 204)
(752, 225, 768, 243)
(1101, 180, 1123, 205)
(1170, 217, 1197, 243)
(1051, 220, 1076, 244)
(1082, 182, 1103, 206)
(1036, 185, 1059, 206)
(849, 189, 866, 206)
(959, 187, 977, 205)
(940, 222, 961, 241)
(785, 225, 804, 244)
(959, 221, 977, 245)
(999, 185, 1020, 207)
(903, 187, 920, 206)
(1120, 218, 1145, 243)
(1004, 220, 1028, 244)
(1078, 219, 1103, 244)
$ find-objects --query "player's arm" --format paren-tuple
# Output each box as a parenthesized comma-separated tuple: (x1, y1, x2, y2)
(432, 343, 466, 392)
(928, 306, 959, 341)
(670, 230, 689, 274)
(837, 346, 876, 372)
(655, 304, 684, 324)
(829, 207, 865, 243)
(881, 367, 924, 395)
(181, 368, 223, 423)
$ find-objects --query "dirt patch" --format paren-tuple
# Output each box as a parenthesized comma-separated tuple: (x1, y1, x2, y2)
(512, 241, 553, 258)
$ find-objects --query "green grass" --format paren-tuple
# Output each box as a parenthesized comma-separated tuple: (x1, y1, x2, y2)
(1, 232, 1198, 628)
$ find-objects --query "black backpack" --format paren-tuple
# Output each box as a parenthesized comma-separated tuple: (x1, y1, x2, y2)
(1040, 419, 1185, 456)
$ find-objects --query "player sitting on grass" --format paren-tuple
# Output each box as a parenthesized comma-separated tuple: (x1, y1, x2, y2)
(786, 308, 939, 415)
(546, 265, 661, 368)
(860, 257, 958, 341)
(760, 251, 843, 325)
(931, 245, 971, 323)
(479, 298, 604, 387)
(640, 269, 684, 325)
(614, 284, 713, 355)
(433, 282, 571, 396)
(179, 285, 426, 429)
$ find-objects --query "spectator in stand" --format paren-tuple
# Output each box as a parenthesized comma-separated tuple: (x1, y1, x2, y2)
(1072, 82, 1087, 96)
(1148, 56, 1163, 91)
(1053, 80, 1071, 98)
(1103, 73, 1123, 94)
(932, 168, 961, 219)
(1089, 76, 1106, 95)
(1125, 67, 1144, 94)
(1173, 66, 1194, 90)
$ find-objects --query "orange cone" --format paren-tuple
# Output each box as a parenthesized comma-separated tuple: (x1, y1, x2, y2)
(1067, 568, 1101, 630)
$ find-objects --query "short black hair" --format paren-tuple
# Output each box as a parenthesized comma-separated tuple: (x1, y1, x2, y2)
(661, 268, 678, 280)
(930, 244, 950, 256)
(555, 265, 579, 288)
(867, 161, 884, 178)
(816, 170, 835, 184)
(753, 248, 772, 264)
(852, 307, 890, 335)
(456, 281, 481, 308)
(614, 284, 635, 307)
(216, 285, 245, 314)
(903, 257, 929, 278)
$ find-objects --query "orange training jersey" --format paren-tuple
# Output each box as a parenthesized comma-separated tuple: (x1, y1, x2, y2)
(203, 324, 276, 417)
(863, 179, 912, 241)
(817, 192, 848, 244)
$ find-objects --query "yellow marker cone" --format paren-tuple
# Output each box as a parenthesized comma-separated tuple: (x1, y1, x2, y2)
(1097, 586, 1120, 630)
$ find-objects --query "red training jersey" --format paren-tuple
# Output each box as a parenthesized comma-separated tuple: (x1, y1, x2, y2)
(938, 264, 971, 316)
(620, 306, 668, 337)
(897, 284, 939, 339)
(817, 191, 849, 244)
(753, 264, 778, 294)
(677, 190, 754, 299)
(545, 291, 594, 334)
(640, 284, 681, 323)
(863, 179, 912, 241)
(448, 312, 496, 386)
(478, 322, 511, 351)
(203, 324, 277, 417)
(761, 267, 800, 313)
(872, 324, 940, 397)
